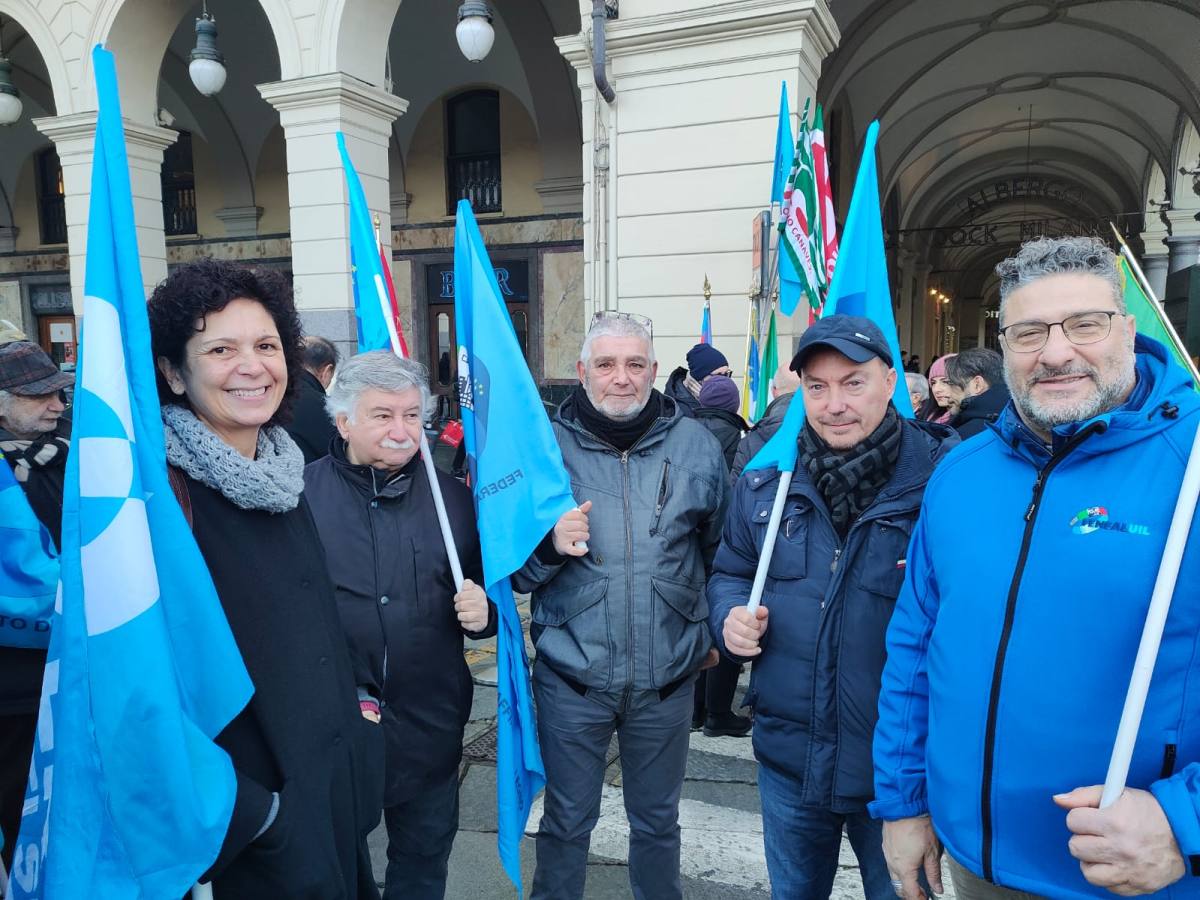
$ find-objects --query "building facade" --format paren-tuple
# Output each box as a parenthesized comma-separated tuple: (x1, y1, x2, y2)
(2, 0, 1200, 399)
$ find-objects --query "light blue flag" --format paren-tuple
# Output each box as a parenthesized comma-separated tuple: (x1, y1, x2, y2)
(770, 83, 792, 204)
(822, 120, 913, 417)
(772, 84, 804, 315)
(0, 452, 57, 650)
(453, 199, 576, 894)
(10, 45, 253, 899)
(745, 119, 913, 473)
(336, 132, 393, 353)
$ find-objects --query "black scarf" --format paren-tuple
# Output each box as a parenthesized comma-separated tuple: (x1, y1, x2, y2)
(571, 384, 663, 453)
(799, 406, 903, 536)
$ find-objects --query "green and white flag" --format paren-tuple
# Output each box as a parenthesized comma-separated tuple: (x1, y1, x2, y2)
(780, 103, 825, 313)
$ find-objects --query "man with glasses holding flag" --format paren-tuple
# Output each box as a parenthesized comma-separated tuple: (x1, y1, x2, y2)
(875, 236, 1200, 900)
(514, 311, 729, 900)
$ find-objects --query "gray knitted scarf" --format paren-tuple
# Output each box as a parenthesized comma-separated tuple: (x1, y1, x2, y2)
(161, 404, 305, 513)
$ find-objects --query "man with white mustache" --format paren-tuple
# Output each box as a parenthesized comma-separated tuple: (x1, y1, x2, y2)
(303, 350, 494, 900)
(876, 236, 1200, 900)
(514, 313, 730, 900)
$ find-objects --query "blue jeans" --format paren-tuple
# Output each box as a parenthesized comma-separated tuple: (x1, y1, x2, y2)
(758, 762, 893, 900)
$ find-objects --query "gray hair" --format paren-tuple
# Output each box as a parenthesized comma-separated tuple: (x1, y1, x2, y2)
(580, 315, 655, 368)
(325, 350, 431, 423)
(996, 236, 1123, 320)
(905, 372, 929, 402)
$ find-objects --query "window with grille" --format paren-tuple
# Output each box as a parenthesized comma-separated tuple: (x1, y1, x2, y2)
(446, 90, 501, 215)
(35, 148, 66, 245)
(162, 131, 197, 236)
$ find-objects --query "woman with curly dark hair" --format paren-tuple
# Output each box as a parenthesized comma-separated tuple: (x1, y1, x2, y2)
(148, 258, 382, 899)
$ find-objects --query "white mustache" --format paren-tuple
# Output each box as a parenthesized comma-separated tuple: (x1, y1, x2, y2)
(380, 438, 415, 451)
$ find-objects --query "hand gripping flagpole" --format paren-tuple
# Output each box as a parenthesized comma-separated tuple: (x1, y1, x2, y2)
(746, 470, 792, 614)
(1100, 420, 1200, 808)
(371, 271, 465, 590)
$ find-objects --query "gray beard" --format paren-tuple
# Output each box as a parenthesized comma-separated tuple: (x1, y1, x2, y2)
(1006, 354, 1137, 434)
(586, 384, 649, 421)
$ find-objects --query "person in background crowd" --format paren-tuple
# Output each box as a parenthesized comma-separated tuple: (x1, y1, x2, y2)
(287, 335, 341, 464)
(0, 341, 72, 875)
(304, 350, 495, 900)
(149, 258, 381, 899)
(690, 372, 751, 738)
(906, 372, 929, 415)
(731, 363, 802, 481)
(665, 342, 733, 416)
(694, 373, 749, 474)
(906, 354, 922, 374)
(919, 354, 957, 423)
(708, 315, 957, 900)
(875, 236, 1200, 900)
(943, 348, 1011, 440)
(515, 313, 729, 900)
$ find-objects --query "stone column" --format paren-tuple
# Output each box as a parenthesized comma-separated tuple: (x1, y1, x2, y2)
(1165, 209, 1200, 276)
(258, 74, 407, 342)
(912, 262, 932, 363)
(896, 247, 917, 354)
(1140, 214, 1170, 301)
(34, 113, 178, 308)
(1143, 253, 1170, 301)
(556, 0, 839, 378)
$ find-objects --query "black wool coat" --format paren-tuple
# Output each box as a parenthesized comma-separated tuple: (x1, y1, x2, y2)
(303, 445, 494, 808)
(183, 475, 383, 900)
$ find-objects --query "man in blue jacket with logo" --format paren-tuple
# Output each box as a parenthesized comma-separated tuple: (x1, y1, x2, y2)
(708, 315, 957, 899)
(874, 236, 1200, 900)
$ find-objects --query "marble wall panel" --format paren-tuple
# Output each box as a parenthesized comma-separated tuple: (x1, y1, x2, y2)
(542, 249, 585, 380)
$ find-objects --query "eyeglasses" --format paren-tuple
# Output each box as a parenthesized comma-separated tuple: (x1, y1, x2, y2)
(999, 310, 1124, 353)
(589, 311, 653, 339)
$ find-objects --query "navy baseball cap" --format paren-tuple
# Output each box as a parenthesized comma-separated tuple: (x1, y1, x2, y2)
(790, 315, 894, 373)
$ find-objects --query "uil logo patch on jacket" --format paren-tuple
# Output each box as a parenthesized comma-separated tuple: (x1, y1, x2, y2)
(1068, 505, 1151, 536)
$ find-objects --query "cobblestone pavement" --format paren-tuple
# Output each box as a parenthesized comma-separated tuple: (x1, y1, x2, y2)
(366, 597, 957, 899)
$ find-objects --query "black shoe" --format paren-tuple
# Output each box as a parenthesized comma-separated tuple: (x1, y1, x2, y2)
(703, 714, 752, 738)
(690, 714, 705, 731)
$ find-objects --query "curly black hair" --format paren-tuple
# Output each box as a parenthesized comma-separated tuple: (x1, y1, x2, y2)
(147, 258, 304, 426)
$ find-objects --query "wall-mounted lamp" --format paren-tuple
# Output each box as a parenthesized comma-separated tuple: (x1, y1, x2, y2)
(0, 17, 22, 127)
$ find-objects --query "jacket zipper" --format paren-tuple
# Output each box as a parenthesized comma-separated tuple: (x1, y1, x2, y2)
(621, 450, 634, 709)
(650, 459, 670, 535)
(979, 423, 1105, 882)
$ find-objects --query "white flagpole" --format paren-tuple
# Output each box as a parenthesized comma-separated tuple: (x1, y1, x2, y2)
(746, 471, 792, 614)
(192, 883, 212, 899)
(1100, 421, 1200, 807)
(372, 272, 465, 589)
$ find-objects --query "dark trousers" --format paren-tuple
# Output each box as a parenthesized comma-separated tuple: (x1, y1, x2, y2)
(0, 713, 36, 873)
(693, 656, 742, 721)
(530, 660, 693, 900)
(382, 770, 460, 900)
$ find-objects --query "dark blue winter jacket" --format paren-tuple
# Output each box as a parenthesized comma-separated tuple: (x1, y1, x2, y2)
(872, 336, 1200, 899)
(707, 417, 957, 812)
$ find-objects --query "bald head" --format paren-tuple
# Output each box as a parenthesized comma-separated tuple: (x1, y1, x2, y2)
(771, 363, 801, 399)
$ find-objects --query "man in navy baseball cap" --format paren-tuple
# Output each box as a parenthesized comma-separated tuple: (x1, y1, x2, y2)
(709, 312, 956, 900)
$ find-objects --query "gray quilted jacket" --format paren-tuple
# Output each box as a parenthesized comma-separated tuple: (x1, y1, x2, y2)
(514, 392, 730, 712)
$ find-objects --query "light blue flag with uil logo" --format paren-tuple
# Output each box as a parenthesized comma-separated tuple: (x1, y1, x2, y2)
(453, 199, 576, 894)
(0, 452, 57, 649)
(9, 45, 253, 899)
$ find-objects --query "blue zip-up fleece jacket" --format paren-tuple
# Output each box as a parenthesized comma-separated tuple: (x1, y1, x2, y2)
(707, 417, 957, 811)
(872, 336, 1200, 899)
